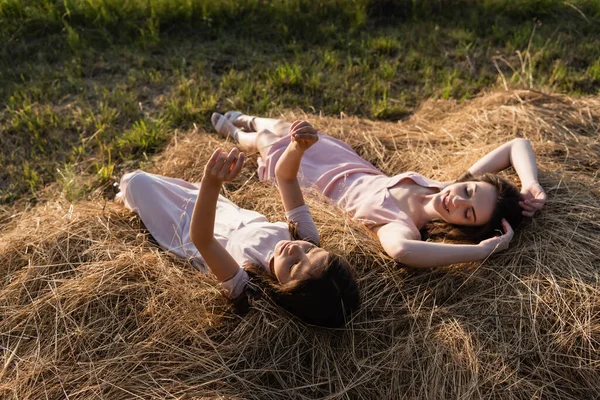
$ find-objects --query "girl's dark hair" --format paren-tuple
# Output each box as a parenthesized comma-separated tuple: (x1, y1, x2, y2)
(233, 253, 360, 328)
(423, 172, 523, 243)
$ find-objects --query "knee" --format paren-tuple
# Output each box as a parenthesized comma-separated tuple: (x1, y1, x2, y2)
(255, 129, 278, 149)
(122, 170, 153, 193)
(274, 120, 291, 135)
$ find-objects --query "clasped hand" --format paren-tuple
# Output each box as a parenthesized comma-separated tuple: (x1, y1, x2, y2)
(204, 147, 245, 184)
(478, 219, 514, 255)
(289, 120, 319, 152)
(520, 181, 546, 217)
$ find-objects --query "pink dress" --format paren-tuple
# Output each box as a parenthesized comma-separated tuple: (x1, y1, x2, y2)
(258, 134, 446, 240)
(118, 171, 320, 298)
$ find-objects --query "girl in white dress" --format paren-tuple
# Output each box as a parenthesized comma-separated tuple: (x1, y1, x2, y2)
(118, 121, 359, 328)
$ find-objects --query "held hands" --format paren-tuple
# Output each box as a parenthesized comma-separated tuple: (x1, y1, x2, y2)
(478, 219, 514, 255)
(289, 120, 319, 152)
(519, 181, 546, 217)
(204, 147, 245, 185)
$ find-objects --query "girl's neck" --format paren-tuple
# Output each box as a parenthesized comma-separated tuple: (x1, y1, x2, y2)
(269, 257, 275, 276)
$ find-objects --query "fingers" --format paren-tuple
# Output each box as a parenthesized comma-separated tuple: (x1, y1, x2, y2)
(290, 122, 318, 151)
(519, 200, 538, 214)
(290, 120, 315, 136)
(289, 121, 319, 152)
(205, 147, 245, 181)
(292, 132, 318, 142)
(479, 220, 514, 255)
(292, 125, 316, 135)
(518, 200, 535, 210)
(225, 151, 245, 180)
(214, 150, 228, 171)
(519, 198, 545, 216)
(206, 148, 223, 169)
(486, 220, 513, 253)
(532, 190, 546, 202)
(290, 120, 303, 132)
(223, 147, 239, 168)
(291, 120, 312, 130)
(218, 148, 241, 178)
(501, 219, 514, 236)
(520, 183, 547, 217)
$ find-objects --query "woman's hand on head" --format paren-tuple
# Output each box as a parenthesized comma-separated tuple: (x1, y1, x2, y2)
(204, 147, 245, 184)
(478, 219, 514, 255)
(289, 120, 318, 152)
(519, 181, 546, 217)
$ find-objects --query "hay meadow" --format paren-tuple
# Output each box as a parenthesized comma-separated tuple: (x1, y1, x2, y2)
(1, 1, 599, 399)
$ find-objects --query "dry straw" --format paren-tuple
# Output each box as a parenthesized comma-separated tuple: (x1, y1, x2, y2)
(1, 90, 599, 399)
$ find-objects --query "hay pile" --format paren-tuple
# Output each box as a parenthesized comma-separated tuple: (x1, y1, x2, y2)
(1, 90, 599, 399)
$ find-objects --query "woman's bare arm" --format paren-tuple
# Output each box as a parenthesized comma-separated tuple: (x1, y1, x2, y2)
(468, 138, 546, 217)
(375, 221, 513, 268)
(468, 138, 536, 181)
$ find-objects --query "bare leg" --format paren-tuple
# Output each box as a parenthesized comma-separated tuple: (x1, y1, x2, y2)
(252, 117, 291, 138)
(230, 114, 292, 138)
(238, 129, 281, 159)
(212, 113, 282, 158)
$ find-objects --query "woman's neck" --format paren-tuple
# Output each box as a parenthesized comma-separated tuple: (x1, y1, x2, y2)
(419, 191, 441, 228)
(388, 183, 441, 229)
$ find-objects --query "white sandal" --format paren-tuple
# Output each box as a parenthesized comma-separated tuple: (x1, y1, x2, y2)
(225, 110, 256, 131)
(211, 113, 241, 142)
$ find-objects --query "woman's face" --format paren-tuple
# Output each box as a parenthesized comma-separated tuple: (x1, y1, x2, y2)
(436, 181, 497, 226)
(272, 240, 329, 284)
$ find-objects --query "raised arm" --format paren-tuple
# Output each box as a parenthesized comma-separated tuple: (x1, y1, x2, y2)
(274, 120, 319, 212)
(468, 138, 546, 217)
(189, 147, 245, 282)
(274, 121, 321, 244)
(375, 220, 514, 268)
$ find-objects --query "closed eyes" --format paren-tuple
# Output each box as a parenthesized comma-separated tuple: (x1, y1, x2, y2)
(464, 186, 475, 221)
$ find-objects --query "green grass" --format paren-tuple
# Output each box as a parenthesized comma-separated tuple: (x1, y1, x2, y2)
(1, 0, 599, 204)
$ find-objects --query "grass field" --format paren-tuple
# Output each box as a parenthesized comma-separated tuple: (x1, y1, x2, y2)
(1, 1, 600, 399)
(1, 0, 599, 206)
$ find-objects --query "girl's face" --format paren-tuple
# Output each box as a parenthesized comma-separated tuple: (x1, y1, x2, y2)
(436, 181, 497, 226)
(272, 240, 329, 284)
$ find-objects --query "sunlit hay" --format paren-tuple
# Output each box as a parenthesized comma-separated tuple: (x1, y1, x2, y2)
(1, 89, 600, 398)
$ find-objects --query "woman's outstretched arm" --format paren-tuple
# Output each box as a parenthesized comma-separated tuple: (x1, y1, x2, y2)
(375, 220, 514, 268)
(189, 147, 245, 282)
(467, 138, 546, 216)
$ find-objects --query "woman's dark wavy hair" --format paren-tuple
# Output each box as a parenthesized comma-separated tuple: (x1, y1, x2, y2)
(423, 172, 523, 243)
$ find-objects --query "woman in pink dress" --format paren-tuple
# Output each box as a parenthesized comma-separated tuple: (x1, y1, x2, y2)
(211, 112, 547, 268)
(118, 122, 359, 327)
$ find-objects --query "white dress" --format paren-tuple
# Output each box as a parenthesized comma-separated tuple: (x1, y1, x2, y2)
(119, 171, 320, 298)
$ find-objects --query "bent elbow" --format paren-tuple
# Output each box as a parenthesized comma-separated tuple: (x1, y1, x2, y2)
(189, 224, 206, 251)
(274, 167, 295, 184)
(386, 240, 409, 261)
(387, 240, 426, 268)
